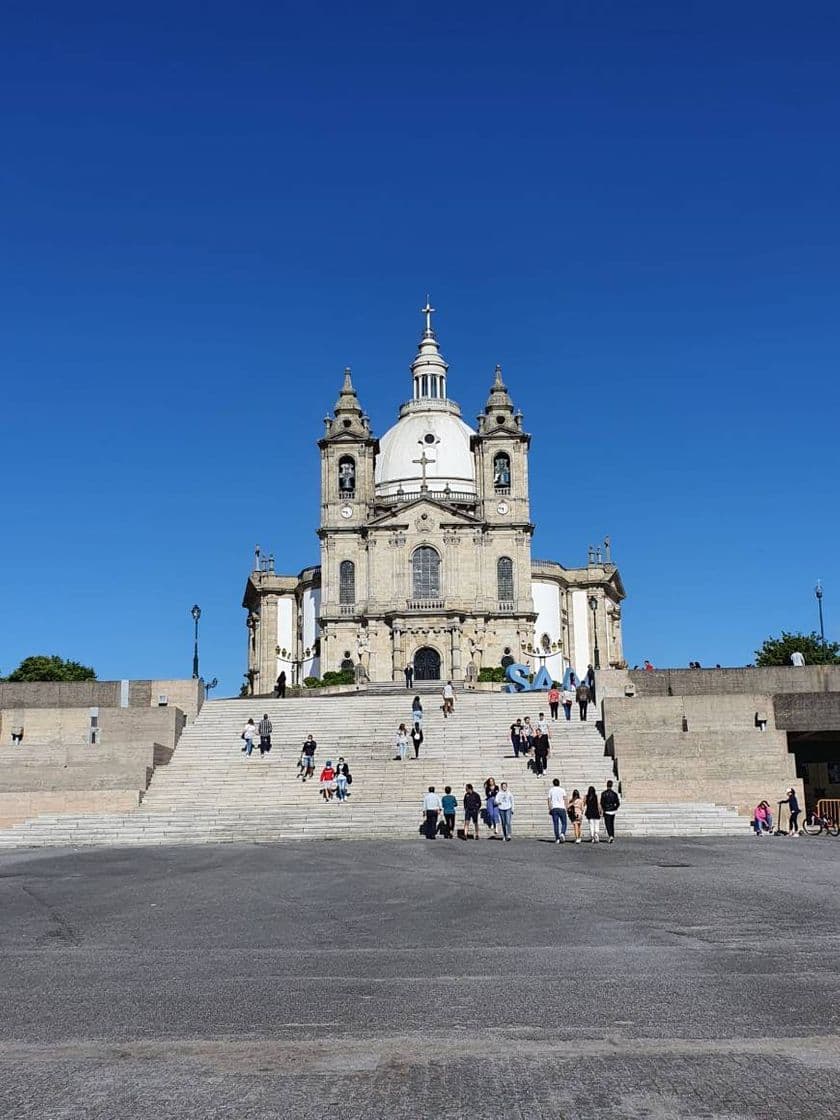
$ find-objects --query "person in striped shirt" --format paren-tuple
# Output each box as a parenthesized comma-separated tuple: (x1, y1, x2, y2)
(258, 714, 273, 756)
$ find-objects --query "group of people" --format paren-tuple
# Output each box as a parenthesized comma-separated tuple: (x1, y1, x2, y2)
(547, 779, 621, 843)
(752, 788, 800, 836)
(421, 778, 516, 840)
(240, 715, 274, 757)
(419, 776, 621, 843)
(314, 756, 353, 802)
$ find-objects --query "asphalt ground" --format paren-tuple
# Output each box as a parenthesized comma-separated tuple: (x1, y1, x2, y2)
(1, 837, 839, 1119)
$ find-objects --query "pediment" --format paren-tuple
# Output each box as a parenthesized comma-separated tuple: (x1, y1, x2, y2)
(367, 496, 481, 530)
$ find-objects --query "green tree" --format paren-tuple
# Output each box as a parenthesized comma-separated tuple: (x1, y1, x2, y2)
(754, 631, 840, 667)
(5, 655, 97, 682)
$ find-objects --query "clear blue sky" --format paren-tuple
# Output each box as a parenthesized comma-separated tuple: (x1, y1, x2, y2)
(2, 1, 838, 692)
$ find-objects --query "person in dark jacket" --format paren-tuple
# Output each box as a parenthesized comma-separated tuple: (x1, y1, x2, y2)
(258, 714, 273, 756)
(600, 780, 620, 842)
(275, 671, 286, 698)
(463, 784, 482, 840)
(576, 682, 590, 721)
(410, 724, 424, 759)
(586, 664, 596, 705)
(785, 787, 801, 836)
(584, 785, 601, 842)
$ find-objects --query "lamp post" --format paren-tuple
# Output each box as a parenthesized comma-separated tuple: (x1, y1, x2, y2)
(815, 581, 825, 645)
(588, 594, 601, 670)
(191, 604, 201, 679)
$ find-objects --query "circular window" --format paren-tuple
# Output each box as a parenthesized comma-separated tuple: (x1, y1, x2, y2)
(496, 415, 506, 425)
(343, 649, 351, 659)
(424, 433, 436, 444)
(421, 513, 428, 520)
(343, 418, 352, 428)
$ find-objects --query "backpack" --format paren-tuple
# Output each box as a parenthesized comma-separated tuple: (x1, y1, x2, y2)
(602, 790, 620, 812)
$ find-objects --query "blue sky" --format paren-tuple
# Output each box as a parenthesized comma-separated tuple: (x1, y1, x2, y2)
(1, 1, 838, 691)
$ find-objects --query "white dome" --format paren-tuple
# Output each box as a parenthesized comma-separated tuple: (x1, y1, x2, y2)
(375, 401, 476, 498)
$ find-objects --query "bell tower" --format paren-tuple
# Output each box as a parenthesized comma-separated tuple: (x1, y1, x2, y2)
(319, 368, 375, 530)
(475, 365, 531, 526)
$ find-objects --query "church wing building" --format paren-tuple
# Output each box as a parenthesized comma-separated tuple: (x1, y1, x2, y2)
(243, 307, 625, 688)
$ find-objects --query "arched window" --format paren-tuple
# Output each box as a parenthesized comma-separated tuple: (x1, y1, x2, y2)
(338, 456, 356, 495)
(493, 452, 511, 490)
(497, 556, 514, 602)
(339, 560, 355, 604)
(412, 546, 441, 599)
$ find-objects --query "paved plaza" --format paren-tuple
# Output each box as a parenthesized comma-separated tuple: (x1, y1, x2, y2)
(1, 838, 839, 1119)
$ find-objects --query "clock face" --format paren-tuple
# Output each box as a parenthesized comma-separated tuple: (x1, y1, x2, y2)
(497, 501, 510, 516)
(340, 504, 354, 519)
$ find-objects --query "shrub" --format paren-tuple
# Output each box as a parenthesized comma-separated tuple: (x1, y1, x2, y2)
(303, 676, 321, 689)
(478, 666, 506, 683)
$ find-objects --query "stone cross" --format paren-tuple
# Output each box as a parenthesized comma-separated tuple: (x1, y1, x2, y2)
(412, 450, 434, 491)
(420, 297, 435, 333)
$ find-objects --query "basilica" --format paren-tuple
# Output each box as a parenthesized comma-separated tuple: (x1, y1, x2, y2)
(243, 305, 625, 687)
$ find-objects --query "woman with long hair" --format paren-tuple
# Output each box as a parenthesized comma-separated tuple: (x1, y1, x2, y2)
(584, 785, 601, 843)
(394, 723, 409, 762)
(568, 788, 584, 843)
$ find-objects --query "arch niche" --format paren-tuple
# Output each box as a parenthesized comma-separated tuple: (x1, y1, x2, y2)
(413, 646, 442, 681)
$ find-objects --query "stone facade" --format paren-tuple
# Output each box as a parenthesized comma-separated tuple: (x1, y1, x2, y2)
(243, 308, 626, 687)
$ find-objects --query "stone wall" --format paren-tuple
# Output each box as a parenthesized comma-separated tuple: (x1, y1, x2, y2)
(0, 678, 203, 718)
(627, 666, 840, 697)
(0, 696, 190, 828)
(603, 693, 802, 817)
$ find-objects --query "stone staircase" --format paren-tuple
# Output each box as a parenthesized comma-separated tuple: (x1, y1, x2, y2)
(0, 693, 749, 846)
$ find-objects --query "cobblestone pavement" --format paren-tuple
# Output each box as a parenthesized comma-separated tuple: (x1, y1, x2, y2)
(1, 838, 839, 1118)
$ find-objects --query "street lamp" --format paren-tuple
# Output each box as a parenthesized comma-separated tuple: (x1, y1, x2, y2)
(588, 594, 601, 670)
(815, 581, 825, 645)
(190, 604, 201, 679)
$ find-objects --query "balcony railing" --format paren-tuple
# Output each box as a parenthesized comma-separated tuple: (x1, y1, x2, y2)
(377, 490, 477, 507)
(339, 603, 356, 615)
(494, 486, 511, 496)
(406, 598, 445, 611)
(497, 601, 515, 612)
(338, 490, 355, 501)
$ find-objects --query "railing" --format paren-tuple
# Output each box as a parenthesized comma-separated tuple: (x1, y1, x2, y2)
(339, 604, 356, 616)
(377, 490, 477, 507)
(406, 598, 445, 611)
(338, 490, 355, 500)
(497, 601, 515, 612)
(494, 487, 511, 496)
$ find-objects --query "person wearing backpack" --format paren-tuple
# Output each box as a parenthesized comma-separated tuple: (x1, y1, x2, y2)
(600, 780, 621, 843)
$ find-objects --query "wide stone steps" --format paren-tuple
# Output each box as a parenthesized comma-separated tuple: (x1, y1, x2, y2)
(0, 694, 750, 845)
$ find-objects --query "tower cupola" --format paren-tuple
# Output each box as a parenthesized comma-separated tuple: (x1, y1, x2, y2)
(410, 298, 449, 401)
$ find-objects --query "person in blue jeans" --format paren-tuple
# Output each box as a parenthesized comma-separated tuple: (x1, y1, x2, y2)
(440, 786, 458, 838)
(547, 779, 568, 843)
(496, 782, 515, 841)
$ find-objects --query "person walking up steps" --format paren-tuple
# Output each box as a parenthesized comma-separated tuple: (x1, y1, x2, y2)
(442, 680, 455, 717)
(410, 723, 423, 759)
(394, 723, 409, 761)
(497, 782, 515, 841)
(441, 786, 458, 838)
(576, 681, 590, 721)
(241, 718, 257, 757)
(600, 780, 620, 842)
(562, 686, 574, 722)
(548, 779, 568, 843)
(463, 784, 482, 839)
(258, 714, 273, 756)
(584, 785, 601, 842)
(568, 789, 584, 843)
(412, 695, 423, 727)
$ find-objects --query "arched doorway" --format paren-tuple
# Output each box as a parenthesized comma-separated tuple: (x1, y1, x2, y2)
(414, 646, 442, 681)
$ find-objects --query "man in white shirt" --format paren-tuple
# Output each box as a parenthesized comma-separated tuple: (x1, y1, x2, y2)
(442, 681, 455, 717)
(547, 778, 568, 844)
(790, 651, 806, 667)
(536, 712, 550, 736)
(422, 786, 442, 839)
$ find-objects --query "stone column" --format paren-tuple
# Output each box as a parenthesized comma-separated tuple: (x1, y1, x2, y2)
(450, 624, 463, 682)
(392, 625, 404, 682)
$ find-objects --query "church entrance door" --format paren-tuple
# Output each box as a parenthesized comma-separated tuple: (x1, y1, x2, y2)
(414, 646, 441, 681)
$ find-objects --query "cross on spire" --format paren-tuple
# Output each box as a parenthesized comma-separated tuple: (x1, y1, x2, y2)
(412, 448, 434, 491)
(420, 296, 435, 335)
